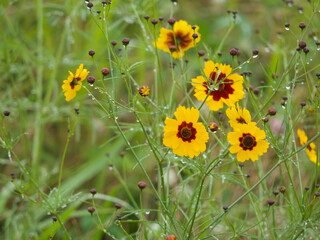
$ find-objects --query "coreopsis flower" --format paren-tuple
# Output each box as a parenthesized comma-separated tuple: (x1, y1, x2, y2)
(226, 104, 252, 129)
(154, 20, 200, 59)
(62, 64, 89, 101)
(139, 85, 150, 97)
(192, 61, 245, 111)
(227, 122, 269, 162)
(297, 129, 318, 165)
(163, 106, 209, 158)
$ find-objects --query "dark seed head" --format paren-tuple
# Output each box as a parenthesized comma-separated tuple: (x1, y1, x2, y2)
(299, 22, 306, 29)
(305, 186, 310, 191)
(52, 216, 57, 222)
(88, 207, 95, 214)
(87, 76, 95, 84)
(315, 192, 320, 197)
(217, 52, 222, 56)
(281, 100, 286, 106)
(144, 15, 150, 20)
(111, 40, 117, 46)
(267, 198, 275, 206)
(97, 10, 101, 14)
(300, 101, 306, 107)
(279, 185, 286, 193)
(253, 88, 260, 95)
(192, 33, 198, 39)
(87, 2, 93, 8)
(285, 23, 290, 28)
(198, 50, 205, 56)
(316, 41, 320, 46)
(151, 18, 158, 25)
(116, 214, 122, 220)
(74, 108, 79, 114)
(122, 38, 130, 46)
(299, 41, 306, 49)
(138, 181, 147, 189)
(316, 184, 319, 188)
(229, 48, 238, 56)
(252, 49, 259, 55)
(239, 163, 244, 168)
(101, 68, 110, 76)
(159, 17, 164, 21)
(115, 203, 122, 209)
(282, 96, 288, 101)
(262, 117, 269, 123)
(268, 107, 277, 116)
(192, 25, 196, 30)
(222, 206, 228, 211)
(3, 110, 10, 117)
(273, 190, 279, 196)
(88, 50, 95, 56)
(303, 48, 309, 54)
(90, 188, 97, 195)
(168, 18, 176, 25)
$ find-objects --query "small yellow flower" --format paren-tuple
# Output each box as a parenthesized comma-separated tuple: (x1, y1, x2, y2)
(139, 85, 150, 97)
(297, 129, 318, 165)
(163, 106, 209, 158)
(192, 61, 245, 111)
(227, 122, 269, 162)
(154, 20, 200, 59)
(62, 64, 89, 102)
(226, 104, 252, 129)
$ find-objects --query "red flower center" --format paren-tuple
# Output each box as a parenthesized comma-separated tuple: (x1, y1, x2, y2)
(236, 117, 247, 124)
(239, 133, 257, 151)
(177, 121, 197, 142)
(307, 145, 312, 151)
(70, 77, 81, 89)
(203, 71, 235, 101)
(166, 31, 193, 51)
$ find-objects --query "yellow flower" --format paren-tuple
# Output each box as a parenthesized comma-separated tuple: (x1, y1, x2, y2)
(139, 85, 150, 97)
(226, 104, 252, 129)
(62, 64, 89, 102)
(227, 122, 269, 162)
(163, 106, 209, 158)
(297, 129, 318, 165)
(192, 61, 245, 111)
(154, 20, 200, 59)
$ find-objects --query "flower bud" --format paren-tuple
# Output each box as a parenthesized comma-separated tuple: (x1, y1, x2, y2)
(267, 198, 275, 206)
(138, 181, 147, 189)
(88, 50, 95, 56)
(101, 68, 110, 76)
(122, 38, 130, 46)
(88, 207, 95, 214)
(87, 76, 95, 84)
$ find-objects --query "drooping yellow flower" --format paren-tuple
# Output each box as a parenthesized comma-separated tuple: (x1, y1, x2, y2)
(62, 64, 89, 102)
(226, 104, 252, 129)
(192, 61, 245, 111)
(139, 85, 150, 97)
(297, 129, 318, 165)
(227, 122, 269, 162)
(154, 20, 200, 59)
(163, 106, 209, 158)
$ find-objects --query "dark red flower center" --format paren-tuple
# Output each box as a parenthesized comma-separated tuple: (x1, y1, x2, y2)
(203, 71, 235, 101)
(236, 117, 247, 124)
(70, 77, 81, 89)
(177, 121, 197, 142)
(307, 145, 312, 151)
(239, 133, 257, 151)
(165, 31, 193, 51)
